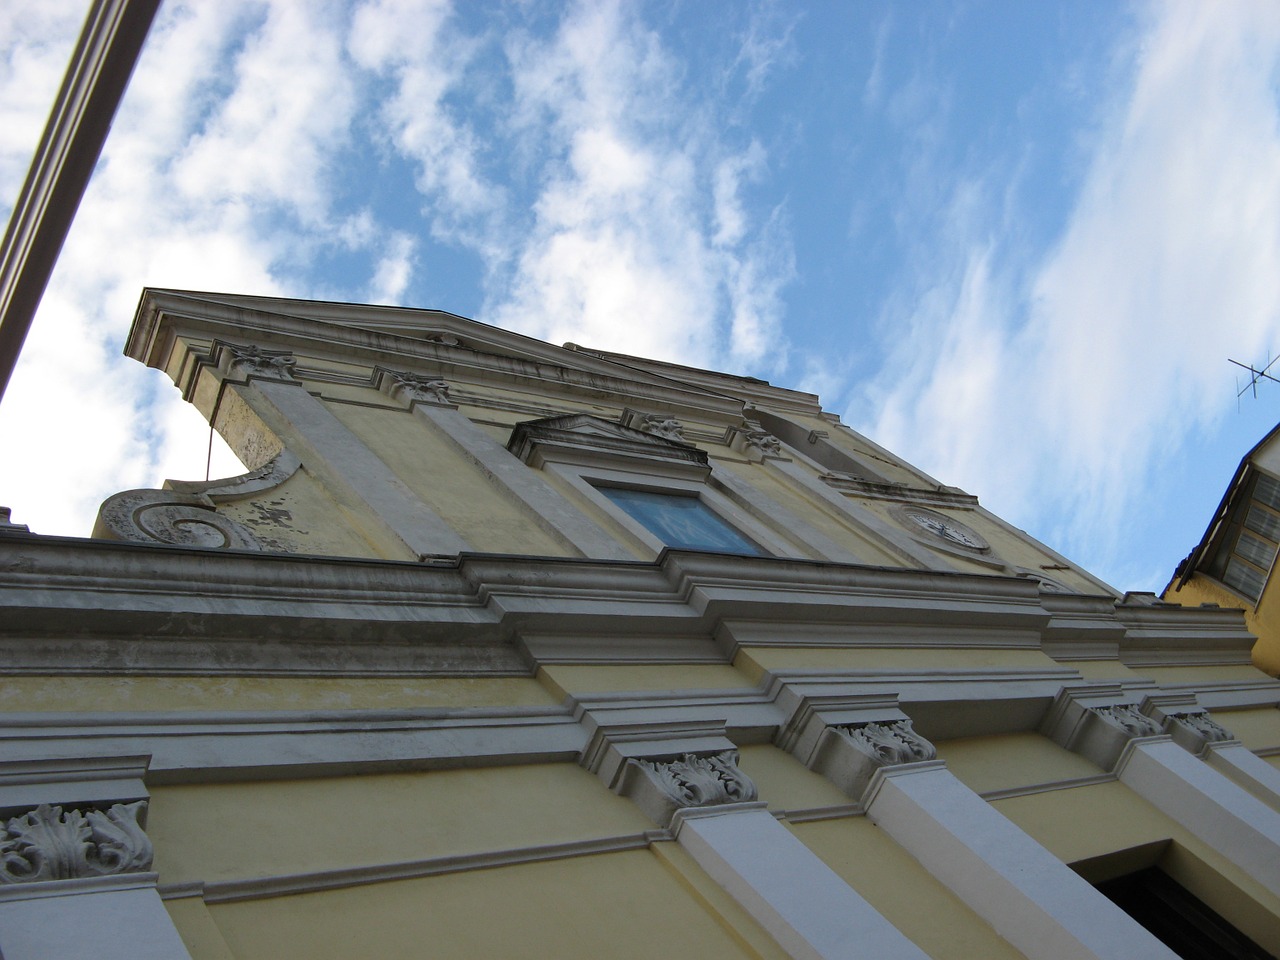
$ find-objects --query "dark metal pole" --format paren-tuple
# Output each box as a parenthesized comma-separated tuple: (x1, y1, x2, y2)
(0, 0, 161, 404)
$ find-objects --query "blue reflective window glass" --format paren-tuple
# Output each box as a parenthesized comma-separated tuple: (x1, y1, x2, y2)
(598, 487, 763, 555)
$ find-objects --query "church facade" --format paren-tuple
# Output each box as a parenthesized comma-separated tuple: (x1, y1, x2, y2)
(3, 289, 1280, 959)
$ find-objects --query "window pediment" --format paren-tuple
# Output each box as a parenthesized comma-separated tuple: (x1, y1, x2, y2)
(507, 414, 709, 477)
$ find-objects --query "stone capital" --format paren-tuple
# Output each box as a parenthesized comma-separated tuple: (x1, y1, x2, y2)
(1041, 687, 1168, 771)
(1, 801, 152, 885)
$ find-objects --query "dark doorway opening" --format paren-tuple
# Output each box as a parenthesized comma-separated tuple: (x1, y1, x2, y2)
(1096, 868, 1276, 960)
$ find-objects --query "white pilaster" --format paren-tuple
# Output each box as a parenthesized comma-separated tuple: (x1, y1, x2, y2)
(864, 762, 1178, 960)
(395, 383, 632, 560)
(673, 804, 930, 960)
(0, 875, 192, 960)
(1116, 736, 1280, 896)
(248, 377, 469, 558)
(1203, 741, 1280, 810)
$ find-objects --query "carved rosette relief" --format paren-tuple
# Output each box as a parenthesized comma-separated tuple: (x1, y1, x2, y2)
(0, 802, 152, 884)
(838, 720, 937, 766)
(1092, 705, 1163, 738)
(226, 344, 297, 381)
(1169, 712, 1235, 744)
(638, 752, 758, 809)
(389, 371, 453, 407)
(638, 414, 686, 442)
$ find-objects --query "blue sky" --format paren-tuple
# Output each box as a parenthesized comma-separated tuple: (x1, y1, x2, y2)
(2, 0, 1279, 593)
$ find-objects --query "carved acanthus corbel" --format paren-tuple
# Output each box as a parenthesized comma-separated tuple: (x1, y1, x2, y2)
(0, 801, 152, 884)
(637, 413, 686, 442)
(617, 750, 758, 826)
(727, 419, 785, 461)
(1169, 712, 1234, 743)
(1041, 689, 1170, 771)
(837, 720, 938, 766)
(637, 752, 758, 808)
(1160, 711, 1237, 755)
(805, 718, 938, 802)
(226, 344, 297, 381)
(1092, 704, 1163, 738)
(386, 371, 453, 407)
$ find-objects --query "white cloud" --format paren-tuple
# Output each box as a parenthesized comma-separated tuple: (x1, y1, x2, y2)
(368, 231, 417, 304)
(0, 0, 412, 536)
(0, 0, 85, 204)
(0, 0, 799, 537)
(486, 1, 794, 371)
(859, 0, 1280, 584)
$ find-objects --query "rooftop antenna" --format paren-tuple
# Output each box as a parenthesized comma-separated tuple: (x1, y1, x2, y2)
(1231, 354, 1280, 409)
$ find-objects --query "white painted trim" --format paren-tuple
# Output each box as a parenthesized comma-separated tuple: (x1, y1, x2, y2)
(1116, 737, 1280, 896)
(193, 832, 665, 904)
(0, 873, 192, 960)
(1203, 741, 1280, 810)
(863, 762, 1179, 960)
(671, 804, 931, 960)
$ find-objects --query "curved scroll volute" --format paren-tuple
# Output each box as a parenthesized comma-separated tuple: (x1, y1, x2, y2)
(93, 489, 263, 549)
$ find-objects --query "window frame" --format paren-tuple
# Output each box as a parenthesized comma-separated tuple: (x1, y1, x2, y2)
(506, 413, 792, 558)
(1204, 469, 1280, 606)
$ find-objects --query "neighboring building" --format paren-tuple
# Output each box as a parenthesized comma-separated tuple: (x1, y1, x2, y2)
(3, 289, 1280, 960)
(1164, 423, 1280, 678)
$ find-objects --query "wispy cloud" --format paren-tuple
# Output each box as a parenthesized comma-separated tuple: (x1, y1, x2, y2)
(0, 0, 799, 537)
(858, 0, 1280, 586)
(0, 0, 415, 534)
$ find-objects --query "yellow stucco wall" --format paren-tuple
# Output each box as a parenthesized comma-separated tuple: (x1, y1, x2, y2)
(1163, 573, 1280, 676)
(788, 818, 1024, 960)
(993, 780, 1280, 953)
(537, 663, 751, 699)
(735, 744, 852, 814)
(710, 457, 907, 566)
(216, 467, 395, 559)
(202, 848, 769, 960)
(1211, 706, 1280, 751)
(734, 646, 1061, 680)
(323, 400, 572, 556)
(148, 764, 650, 887)
(937, 732, 1103, 796)
(0, 676, 555, 713)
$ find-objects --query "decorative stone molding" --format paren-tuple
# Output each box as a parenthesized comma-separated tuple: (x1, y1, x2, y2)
(794, 708, 939, 802)
(0, 506, 30, 535)
(636, 752, 758, 808)
(637, 413, 686, 442)
(727, 419, 786, 462)
(164, 451, 301, 500)
(1161, 711, 1237, 755)
(93, 489, 264, 550)
(0, 801, 152, 884)
(507, 414, 710, 474)
(1171, 712, 1234, 742)
(422, 333, 461, 347)
(384, 370, 454, 408)
(1093, 704, 1164, 738)
(837, 720, 938, 766)
(621, 751, 758, 826)
(579, 718, 753, 826)
(891, 504, 990, 553)
(225, 343, 297, 381)
(1041, 688, 1169, 772)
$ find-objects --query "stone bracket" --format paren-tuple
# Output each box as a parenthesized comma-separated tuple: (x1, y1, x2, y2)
(1042, 686, 1166, 771)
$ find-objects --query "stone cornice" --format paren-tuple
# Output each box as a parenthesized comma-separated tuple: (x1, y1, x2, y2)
(129, 290, 756, 423)
(4, 535, 1262, 680)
